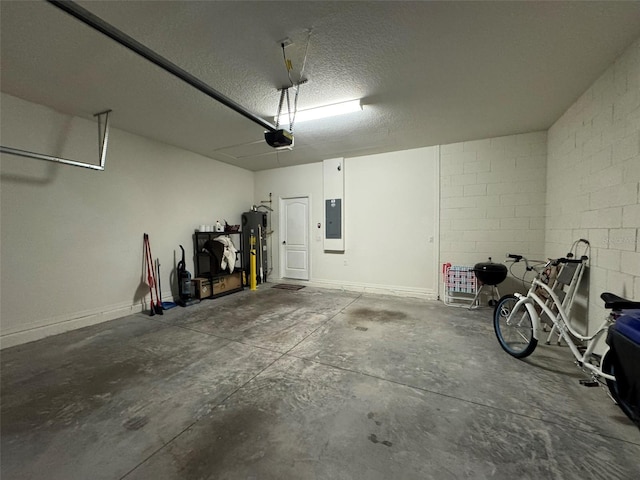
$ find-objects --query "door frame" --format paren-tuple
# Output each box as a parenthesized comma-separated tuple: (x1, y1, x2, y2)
(279, 195, 311, 281)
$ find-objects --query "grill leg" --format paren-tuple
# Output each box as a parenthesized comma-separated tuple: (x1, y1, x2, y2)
(488, 285, 500, 306)
(469, 284, 486, 309)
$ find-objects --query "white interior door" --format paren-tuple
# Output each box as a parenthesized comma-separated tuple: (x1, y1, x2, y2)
(280, 197, 309, 280)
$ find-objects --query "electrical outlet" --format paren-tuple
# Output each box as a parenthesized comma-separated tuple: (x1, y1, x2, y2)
(344, 259, 348, 266)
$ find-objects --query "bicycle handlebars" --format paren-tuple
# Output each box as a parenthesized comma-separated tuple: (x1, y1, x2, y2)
(506, 254, 583, 265)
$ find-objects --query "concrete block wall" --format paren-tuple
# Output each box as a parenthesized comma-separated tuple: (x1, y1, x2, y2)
(546, 37, 640, 333)
(440, 131, 547, 294)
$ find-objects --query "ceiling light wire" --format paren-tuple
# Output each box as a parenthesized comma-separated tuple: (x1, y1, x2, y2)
(278, 30, 312, 134)
(289, 29, 311, 133)
(279, 43, 296, 132)
(285, 88, 293, 130)
(281, 43, 294, 87)
(298, 29, 312, 83)
(275, 88, 286, 130)
(290, 88, 299, 133)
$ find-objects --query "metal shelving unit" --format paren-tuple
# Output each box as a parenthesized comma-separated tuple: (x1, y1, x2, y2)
(193, 231, 244, 298)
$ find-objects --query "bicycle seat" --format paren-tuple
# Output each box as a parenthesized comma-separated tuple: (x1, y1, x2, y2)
(601, 292, 640, 310)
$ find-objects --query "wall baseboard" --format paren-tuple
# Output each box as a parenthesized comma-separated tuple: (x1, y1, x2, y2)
(278, 277, 438, 300)
(0, 300, 148, 350)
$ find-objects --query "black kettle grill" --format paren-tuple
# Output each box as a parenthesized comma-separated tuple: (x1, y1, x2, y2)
(471, 257, 508, 307)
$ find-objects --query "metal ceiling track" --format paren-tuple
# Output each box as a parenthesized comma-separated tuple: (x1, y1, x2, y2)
(46, 0, 277, 133)
(0, 110, 111, 171)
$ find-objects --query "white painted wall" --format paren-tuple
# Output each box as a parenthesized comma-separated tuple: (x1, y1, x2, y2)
(546, 37, 640, 336)
(0, 93, 253, 348)
(439, 132, 548, 296)
(255, 146, 440, 297)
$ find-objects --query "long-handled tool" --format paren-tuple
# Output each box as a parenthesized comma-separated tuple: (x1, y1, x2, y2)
(152, 257, 162, 313)
(143, 234, 156, 316)
(154, 258, 163, 309)
(147, 236, 163, 315)
(144, 234, 163, 315)
(156, 259, 177, 310)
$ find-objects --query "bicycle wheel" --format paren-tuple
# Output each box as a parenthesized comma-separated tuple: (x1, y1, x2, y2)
(493, 294, 538, 358)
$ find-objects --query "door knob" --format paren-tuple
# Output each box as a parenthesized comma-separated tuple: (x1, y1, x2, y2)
(282, 240, 286, 245)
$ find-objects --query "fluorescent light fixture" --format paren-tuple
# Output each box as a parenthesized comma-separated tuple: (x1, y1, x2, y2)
(275, 99, 362, 125)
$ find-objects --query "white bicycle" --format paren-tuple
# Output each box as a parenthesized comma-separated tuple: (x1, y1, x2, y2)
(493, 254, 640, 400)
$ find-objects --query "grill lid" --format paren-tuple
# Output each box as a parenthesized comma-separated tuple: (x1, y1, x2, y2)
(473, 258, 508, 285)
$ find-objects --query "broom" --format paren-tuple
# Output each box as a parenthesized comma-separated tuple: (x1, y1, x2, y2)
(144, 234, 163, 315)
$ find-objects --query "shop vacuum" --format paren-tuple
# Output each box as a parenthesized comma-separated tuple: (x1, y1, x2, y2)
(176, 245, 199, 307)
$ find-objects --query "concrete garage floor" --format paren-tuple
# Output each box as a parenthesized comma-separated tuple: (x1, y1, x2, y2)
(1, 286, 639, 479)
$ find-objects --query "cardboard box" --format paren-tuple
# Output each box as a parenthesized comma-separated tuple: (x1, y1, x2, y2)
(192, 277, 212, 299)
(212, 272, 242, 295)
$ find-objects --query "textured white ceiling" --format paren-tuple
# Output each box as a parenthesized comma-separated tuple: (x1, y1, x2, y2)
(2, 1, 640, 171)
